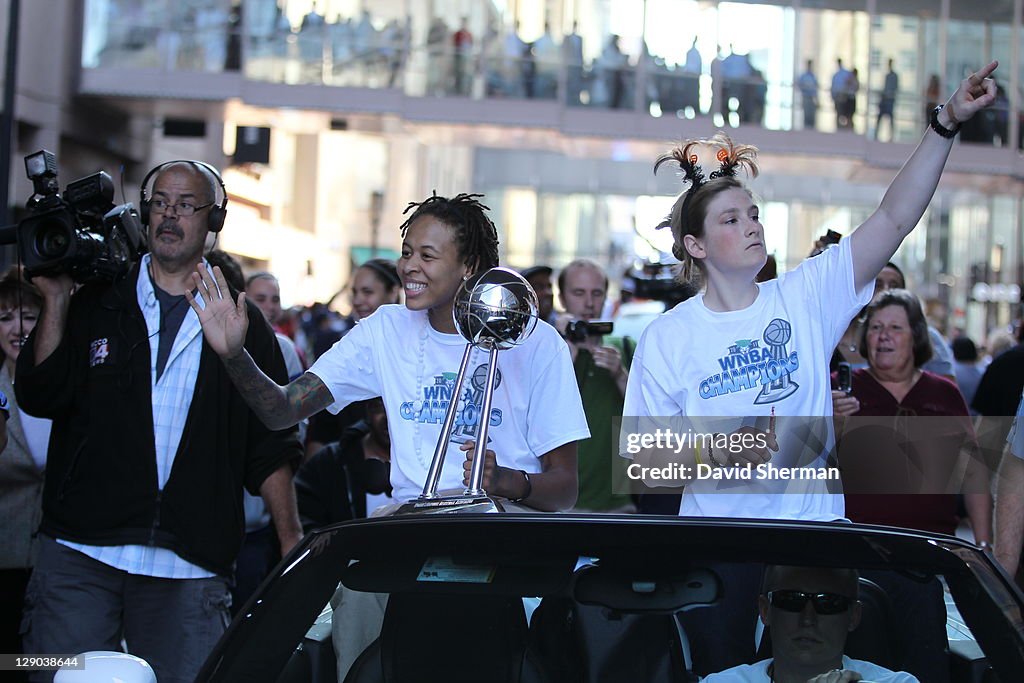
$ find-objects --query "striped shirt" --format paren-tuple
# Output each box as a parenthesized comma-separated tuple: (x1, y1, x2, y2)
(59, 255, 215, 578)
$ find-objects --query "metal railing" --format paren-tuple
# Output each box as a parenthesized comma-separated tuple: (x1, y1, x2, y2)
(80, 19, 1016, 149)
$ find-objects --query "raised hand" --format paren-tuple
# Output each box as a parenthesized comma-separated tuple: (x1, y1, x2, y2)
(945, 61, 998, 124)
(185, 263, 249, 359)
(30, 272, 75, 301)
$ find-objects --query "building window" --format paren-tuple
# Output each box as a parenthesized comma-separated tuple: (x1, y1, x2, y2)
(900, 50, 917, 73)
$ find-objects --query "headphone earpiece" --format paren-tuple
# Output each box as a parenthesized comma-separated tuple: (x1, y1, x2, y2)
(139, 160, 229, 233)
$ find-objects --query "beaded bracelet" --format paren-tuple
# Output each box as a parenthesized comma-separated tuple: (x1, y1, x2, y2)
(930, 104, 960, 139)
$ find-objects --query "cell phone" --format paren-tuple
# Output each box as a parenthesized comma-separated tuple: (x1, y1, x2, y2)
(837, 362, 853, 395)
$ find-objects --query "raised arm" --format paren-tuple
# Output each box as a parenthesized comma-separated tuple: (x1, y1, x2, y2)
(223, 360, 333, 430)
(29, 273, 75, 366)
(186, 264, 333, 429)
(850, 61, 997, 292)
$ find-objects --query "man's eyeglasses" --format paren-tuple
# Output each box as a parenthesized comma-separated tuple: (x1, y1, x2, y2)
(767, 590, 853, 615)
(150, 198, 214, 217)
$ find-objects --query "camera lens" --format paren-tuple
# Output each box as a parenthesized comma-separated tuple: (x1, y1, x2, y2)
(34, 222, 70, 259)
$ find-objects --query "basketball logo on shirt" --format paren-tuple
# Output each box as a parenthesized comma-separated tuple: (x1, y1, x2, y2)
(698, 318, 800, 403)
(399, 363, 504, 440)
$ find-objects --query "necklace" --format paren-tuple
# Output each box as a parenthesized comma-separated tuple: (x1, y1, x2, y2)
(413, 314, 430, 470)
(843, 319, 863, 355)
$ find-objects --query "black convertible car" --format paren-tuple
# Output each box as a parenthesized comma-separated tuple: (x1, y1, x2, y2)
(188, 514, 1024, 683)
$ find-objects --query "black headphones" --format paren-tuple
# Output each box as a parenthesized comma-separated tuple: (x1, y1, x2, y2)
(139, 160, 228, 233)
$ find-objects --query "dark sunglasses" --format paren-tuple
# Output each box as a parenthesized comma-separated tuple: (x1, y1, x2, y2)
(767, 590, 853, 615)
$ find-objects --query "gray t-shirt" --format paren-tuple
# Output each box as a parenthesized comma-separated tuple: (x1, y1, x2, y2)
(153, 284, 190, 380)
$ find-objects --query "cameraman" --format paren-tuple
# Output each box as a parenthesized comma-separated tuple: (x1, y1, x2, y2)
(558, 259, 635, 512)
(15, 161, 302, 683)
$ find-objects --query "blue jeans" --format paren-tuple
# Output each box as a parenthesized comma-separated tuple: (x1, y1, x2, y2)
(21, 536, 231, 683)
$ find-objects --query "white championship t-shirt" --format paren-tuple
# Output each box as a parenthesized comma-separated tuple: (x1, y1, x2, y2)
(309, 305, 590, 503)
(702, 656, 919, 682)
(623, 238, 873, 521)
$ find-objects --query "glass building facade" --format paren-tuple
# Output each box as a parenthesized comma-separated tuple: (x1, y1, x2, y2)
(61, 0, 1024, 341)
(79, 1, 1023, 145)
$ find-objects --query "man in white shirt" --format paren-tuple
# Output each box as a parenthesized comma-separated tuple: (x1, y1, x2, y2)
(704, 565, 918, 683)
(18, 161, 301, 683)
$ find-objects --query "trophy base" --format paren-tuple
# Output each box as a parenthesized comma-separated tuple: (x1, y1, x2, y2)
(393, 494, 507, 516)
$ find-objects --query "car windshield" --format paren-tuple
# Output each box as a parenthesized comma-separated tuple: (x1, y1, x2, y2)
(197, 516, 1024, 683)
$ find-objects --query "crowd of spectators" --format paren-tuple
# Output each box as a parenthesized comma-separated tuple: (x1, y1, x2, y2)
(2, 63, 1023, 681)
(81, 3, 1024, 148)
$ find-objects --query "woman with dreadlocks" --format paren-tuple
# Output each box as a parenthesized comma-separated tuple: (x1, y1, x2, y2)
(188, 191, 587, 514)
(624, 60, 998, 523)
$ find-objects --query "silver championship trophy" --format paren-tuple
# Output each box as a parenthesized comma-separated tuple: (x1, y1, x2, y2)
(394, 267, 539, 515)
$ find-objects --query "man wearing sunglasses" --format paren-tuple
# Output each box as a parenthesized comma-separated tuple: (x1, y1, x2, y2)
(704, 565, 918, 682)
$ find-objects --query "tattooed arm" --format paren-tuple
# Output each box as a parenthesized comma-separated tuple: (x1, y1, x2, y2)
(186, 263, 334, 429)
(223, 356, 334, 430)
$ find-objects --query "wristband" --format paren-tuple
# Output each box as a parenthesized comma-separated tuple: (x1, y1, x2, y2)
(694, 441, 705, 467)
(930, 104, 960, 139)
(707, 435, 723, 468)
(508, 470, 532, 503)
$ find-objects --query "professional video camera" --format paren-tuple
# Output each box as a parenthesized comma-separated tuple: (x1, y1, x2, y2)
(0, 150, 145, 283)
(565, 319, 614, 342)
(626, 262, 697, 308)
